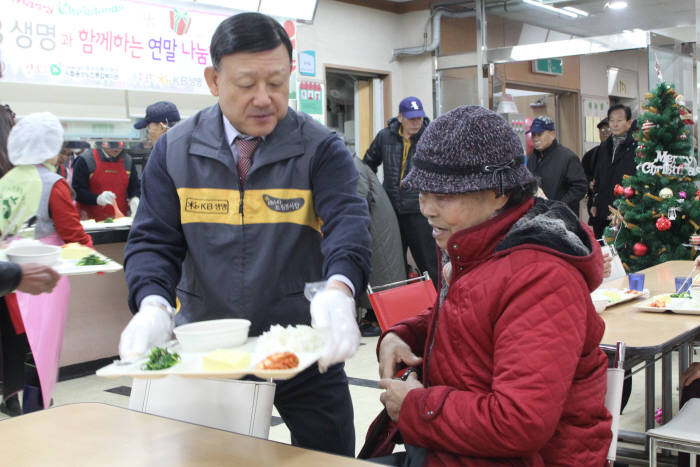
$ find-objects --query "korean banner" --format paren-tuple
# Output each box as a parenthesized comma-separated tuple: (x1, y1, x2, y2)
(0, 0, 296, 95)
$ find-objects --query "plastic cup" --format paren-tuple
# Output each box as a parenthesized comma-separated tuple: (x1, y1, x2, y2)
(628, 273, 645, 291)
(675, 276, 691, 294)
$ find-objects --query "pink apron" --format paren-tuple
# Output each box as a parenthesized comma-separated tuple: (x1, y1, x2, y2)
(15, 232, 70, 409)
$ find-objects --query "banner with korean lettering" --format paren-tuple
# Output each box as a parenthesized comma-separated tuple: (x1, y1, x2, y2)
(0, 0, 297, 95)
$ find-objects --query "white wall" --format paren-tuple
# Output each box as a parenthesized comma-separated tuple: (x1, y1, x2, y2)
(579, 49, 649, 104)
(297, 0, 433, 120)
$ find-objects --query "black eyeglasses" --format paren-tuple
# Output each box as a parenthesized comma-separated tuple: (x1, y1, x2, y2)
(1, 104, 15, 121)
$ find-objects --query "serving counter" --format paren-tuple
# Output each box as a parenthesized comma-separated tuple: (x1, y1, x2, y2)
(60, 228, 132, 369)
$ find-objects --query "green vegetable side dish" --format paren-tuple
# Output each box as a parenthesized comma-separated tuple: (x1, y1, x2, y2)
(142, 347, 181, 371)
(76, 254, 109, 266)
(103, 217, 114, 223)
(670, 291, 692, 298)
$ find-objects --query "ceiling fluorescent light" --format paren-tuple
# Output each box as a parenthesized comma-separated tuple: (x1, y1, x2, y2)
(522, 0, 578, 18)
(563, 6, 589, 16)
(193, 0, 259, 10)
(193, 0, 319, 21)
(259, 0, 319, 21)
(605, 1, 628, 9)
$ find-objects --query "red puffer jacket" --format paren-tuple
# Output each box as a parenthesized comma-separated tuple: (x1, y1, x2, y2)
(386, 198, 612, 466)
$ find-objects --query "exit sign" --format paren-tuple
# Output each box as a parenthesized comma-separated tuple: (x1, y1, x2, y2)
(532, 58, 563, 76)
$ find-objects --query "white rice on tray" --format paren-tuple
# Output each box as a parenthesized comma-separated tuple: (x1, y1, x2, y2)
(255, 324, 324, 355)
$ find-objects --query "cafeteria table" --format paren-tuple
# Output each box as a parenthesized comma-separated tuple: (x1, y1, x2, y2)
(600, 260, 700, 460)
(0, 402, 372, 466)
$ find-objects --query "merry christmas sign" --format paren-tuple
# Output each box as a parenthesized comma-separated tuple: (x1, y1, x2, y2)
(637, 150, 700, 177)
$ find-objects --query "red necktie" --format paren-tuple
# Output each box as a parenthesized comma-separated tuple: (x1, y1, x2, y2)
(235, 137, 261, 185)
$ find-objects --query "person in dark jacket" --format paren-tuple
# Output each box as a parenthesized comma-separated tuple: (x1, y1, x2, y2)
(353, 156, 405, 336)
(363, 97, 437, 288)
(133, 101, 181, 147)
(582, 118, 611, 181)
(526, 115, 587, 215)
(119, 13, 371, 457)
(582, 118, 611, 219)
(0, 104, 15, 177)
(375, 106, 611, 466)
(590, 104, 637, 239)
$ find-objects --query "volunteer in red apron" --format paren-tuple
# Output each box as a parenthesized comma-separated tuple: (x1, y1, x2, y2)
(1, 112, 92, 415)
(71, 141, 141, 221)
(56, 141, 89, 187)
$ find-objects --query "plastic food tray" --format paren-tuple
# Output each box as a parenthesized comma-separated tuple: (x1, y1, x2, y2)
(96, 339, 319, 381)
(591, 288, 648, 307)
(634, 294, 700, 315)
(0, 247, 122, 276)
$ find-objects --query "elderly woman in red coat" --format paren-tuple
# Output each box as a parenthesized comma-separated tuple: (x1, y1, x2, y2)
(375, 105, 612, 466)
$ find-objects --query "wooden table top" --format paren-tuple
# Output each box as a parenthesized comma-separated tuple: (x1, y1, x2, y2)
(0, 403, 372, 466)
(601, 260, 700, 350)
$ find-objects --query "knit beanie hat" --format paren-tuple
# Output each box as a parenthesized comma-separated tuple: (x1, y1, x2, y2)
(403, 105, 534, 194)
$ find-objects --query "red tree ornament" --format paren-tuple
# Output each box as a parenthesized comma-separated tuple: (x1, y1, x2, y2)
(633, 242, 648, 256)
(623, 186, 635, 199)
(614, 184, 625, 197)
(695, 189, 700, 201)
(656, 216, 672, 231)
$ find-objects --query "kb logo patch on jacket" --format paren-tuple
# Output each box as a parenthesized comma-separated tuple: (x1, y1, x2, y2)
(177, 187, 321, 232)
(263, 194, 304, 212)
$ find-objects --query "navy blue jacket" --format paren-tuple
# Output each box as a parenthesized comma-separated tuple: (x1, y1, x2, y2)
(527, 139, 587, 214)
(363, 117, 429, 214)
(124, 105, 371, 335)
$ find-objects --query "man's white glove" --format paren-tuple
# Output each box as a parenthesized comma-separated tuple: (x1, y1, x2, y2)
(310, 288, 360, 373)
(118, 297, 174, 361)
(96, 191, 116, 207)
(128, 197, 140, 216)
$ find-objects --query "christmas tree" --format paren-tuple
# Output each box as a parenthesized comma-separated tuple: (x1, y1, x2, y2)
(604, 82, 700, 272)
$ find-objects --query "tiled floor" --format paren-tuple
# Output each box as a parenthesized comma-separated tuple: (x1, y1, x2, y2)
(0, 335, 692, 465)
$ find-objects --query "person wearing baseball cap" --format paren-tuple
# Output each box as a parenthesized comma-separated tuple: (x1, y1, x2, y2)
(363, 96, 437, 289)
(72, 139, 140, 220)
(133, 101, 181, 146)
(372, 105, 610, 466)
(526, 115, 587, 215)
(581, 118, 610, 221)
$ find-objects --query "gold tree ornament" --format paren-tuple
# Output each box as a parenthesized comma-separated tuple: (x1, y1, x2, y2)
(608, 205, 627, 227)
(659, 187, 674, 199)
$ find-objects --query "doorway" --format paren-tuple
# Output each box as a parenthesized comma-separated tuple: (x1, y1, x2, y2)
(325, 69, 389, 158)
(496, 86, 581, 157)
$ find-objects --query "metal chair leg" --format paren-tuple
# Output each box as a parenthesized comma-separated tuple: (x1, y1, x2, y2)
(649, 438, 657, 467)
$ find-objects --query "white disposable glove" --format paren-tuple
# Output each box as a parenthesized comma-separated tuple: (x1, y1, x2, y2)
(118, 297, 174, 361)
(96, 191, 116, 207)
(310, 288, 360, 373)
(128, 197, 140, 216)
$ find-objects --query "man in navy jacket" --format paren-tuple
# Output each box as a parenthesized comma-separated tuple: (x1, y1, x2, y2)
(119, 12, 371, 456)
